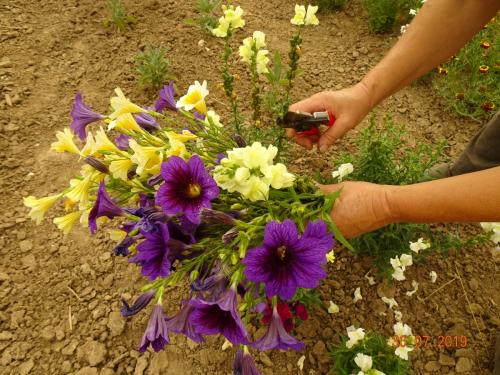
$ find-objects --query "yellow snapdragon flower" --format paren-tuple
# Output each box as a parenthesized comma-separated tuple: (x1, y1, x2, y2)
(53, 211, 82, 235)
(51, 128, 80, 154)
(176, 81, 209, 114)
(262, 163, 295, 189)
(239, 175, 270, 201)
(109, 88, 146, 120)
(291, 5, 306, 25)
(291, 4, 319, 26)
(212, 5, 245, 37)
(304, 5, 319, 25)
(256, 50, 270, 74)
(23, 194, 61, 225)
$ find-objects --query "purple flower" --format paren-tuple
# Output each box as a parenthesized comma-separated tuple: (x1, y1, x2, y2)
(129, 222, 171, 280)
(252, 305, 304, 351)
(88, 181, 125, 234)
(189, 286, 249, 345)
(242, 219, 333, 300)
(215, 153, 226, 165)
(134, 111, 160, 131)
(121, 291, 155, 317)
(155, 81, 177, 112)
(139, 304, 169, 353)
(156, 155, 219, 224)
(165, 301, 204, 343)
(115, 134, 131, 151)
(233, 348, 262, 375)
(114, 236, 134, 256)
(70, 92, 104, 140)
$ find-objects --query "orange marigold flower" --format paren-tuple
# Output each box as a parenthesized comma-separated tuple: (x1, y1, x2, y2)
(478, 65, 489, 73)
(481, 102, 495, 112)
(480, 41, 490, 49)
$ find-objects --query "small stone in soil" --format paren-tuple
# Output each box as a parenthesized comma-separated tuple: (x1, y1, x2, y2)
(455, 357, 473, 372)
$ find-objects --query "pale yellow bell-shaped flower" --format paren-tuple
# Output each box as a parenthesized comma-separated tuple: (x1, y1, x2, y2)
(291, 4, 306, 25)
(129, 139, 163, 176)
(109, 158, 134, 181)
(256, 50, 270, 74)
(95, 127, 120, 153)
(23, 194, 61, 225)
(108, 113, 145, 133)
(51, 128, 80, 154)
(109, 88, 146, 120)
(262, 163, 295, 189)
(53, 211, 83, 235)
(80, 132, 97, 157)
(304, 5, 319, 26)
(166, 130, 198, 143)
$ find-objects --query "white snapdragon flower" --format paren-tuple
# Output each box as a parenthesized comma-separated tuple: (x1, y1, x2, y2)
(290, 5, 306, 25)
(346, 326, 365, 348)
(429, 271, 437, 283)
(394, 322, 412, 336)
(297, 355, 306, 370)
(205, 110, 223, 128)
(394, 310, 403, 321)
(353, 287, 363, 302)
(327, 301, 339, 314)
(400, 24, 409, 34)
(405, 280, 419, 297)
(381, 297, 398, 310)
(409, 8, 417, 16)
(392, 266, 406, 281)
(331, 163, 354, 181)
(409, 237, 431, 253)
(364, 273, 376, 285)
(480, 222, 500, 244)
(354, 353, 373, 372)
(395, 346, 414, 360)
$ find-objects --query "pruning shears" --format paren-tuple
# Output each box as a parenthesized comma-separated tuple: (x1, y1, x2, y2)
(279, 110, 336, 136)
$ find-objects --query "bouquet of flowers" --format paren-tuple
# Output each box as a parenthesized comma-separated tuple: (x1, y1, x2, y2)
(24, 4, 348, 373)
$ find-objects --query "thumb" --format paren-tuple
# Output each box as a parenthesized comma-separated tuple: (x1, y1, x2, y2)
(289, 93, 328, 113)
(318, 117, 351, 153)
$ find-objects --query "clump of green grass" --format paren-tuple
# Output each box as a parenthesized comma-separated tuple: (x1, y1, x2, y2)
(135, 46, 173, 89)
(185, 0, 221, 34)
(105, 0, 136, 32)
(433, 17, 499, 121)
(362, 0, 399, 33)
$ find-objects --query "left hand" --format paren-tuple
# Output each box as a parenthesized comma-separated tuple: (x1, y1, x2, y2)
(319, 181, 398, 238)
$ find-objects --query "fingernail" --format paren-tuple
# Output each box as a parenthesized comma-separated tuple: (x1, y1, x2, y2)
(319, 145, 328, 153)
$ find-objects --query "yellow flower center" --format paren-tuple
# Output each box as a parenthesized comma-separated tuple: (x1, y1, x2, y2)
(185, 91, 203, 106)
(276, 245, 287, 261)
(186, 183, 202, 198)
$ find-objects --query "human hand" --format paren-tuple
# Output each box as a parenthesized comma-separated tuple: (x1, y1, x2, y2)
(319, 181, 398, 239)
(287, 82, 372, 152)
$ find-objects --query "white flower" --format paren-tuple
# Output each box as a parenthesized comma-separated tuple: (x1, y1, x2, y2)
(429, 271, 437, 283)
(252, 30, 266, 49)
(390, 253, 412, 281)
(256, 49, 270, 74)
(381, 297, 398, 310)
(327, 301, 339, 314)
(393, 322, 412, 337)
(353, 287, 362, 303)
(406, 280, 419, 297)
(409, 8, 417, 16)
(262, 163, 295, 189)
(394, 310, 403, 321)
(400, 24, 409, 34)
(354, 353, 372, 371)
(304, 5, 319, 26)
(480, 222, 500, 244)
(290, 4, 306, 25)
(205, 110, 223, 128)
(399, 253, 413, 267)
(326, 250, 335, 263)
(395, 345, 414, 360)
(392, 266, 406, 281)
(346, 326, 365, 348)
(297, 355, 306, 370)
(409, 237, 430, 253)
(331, 163, 354, 181)
(176, 80, 209, 114)
(364, 273, 376, 286)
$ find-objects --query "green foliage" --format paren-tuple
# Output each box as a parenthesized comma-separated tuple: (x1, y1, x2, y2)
(315, 0, 348, 12)
(135, 46, 173, 89)
(105, 0, 136, 32)
(330, 331, 410, 375)
(432, 18, 499, 121)
(185, 0, 221, 34)
(362, 0, 399, 33)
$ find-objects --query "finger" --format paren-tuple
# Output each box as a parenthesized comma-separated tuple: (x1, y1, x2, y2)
(285, 128, 296, 139)
(289, 93, 328, 113)
(318, 119, 350, 153)
(294, 134, 318, 150)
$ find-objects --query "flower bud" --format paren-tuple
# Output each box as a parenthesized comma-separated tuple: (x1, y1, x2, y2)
(222, 227, 239, 244)
(232, 134, 246, 147)
(200, 208, 237, 226)
(84, 156, 109, 174)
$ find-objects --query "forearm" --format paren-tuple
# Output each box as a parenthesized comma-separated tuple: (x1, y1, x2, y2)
(359, 0, 499, 108)
(388, 167, 500, 224)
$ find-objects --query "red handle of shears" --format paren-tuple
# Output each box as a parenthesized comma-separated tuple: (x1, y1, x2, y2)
(299, 112, 335, 136)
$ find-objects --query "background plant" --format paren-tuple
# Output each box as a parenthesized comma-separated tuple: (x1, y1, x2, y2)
(314, 0, 348, 12)
(362, 0, 399, 33)
(105, 0, 136, 32)
(135, 45, 173, 89)
(432, 17, 499, 122)
(330, 331, 410, 375)
(185, 0, 221, 34)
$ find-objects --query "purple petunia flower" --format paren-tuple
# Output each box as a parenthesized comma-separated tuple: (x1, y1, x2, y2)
(139, 304, 169, 353)
(165, 301, 204, 343)
(242, 219, 333, 300)
(252, 305, 304, 351)
(155, 81, 177, 113)
(88, 181, 125, 234)
(115, 134, 131, 151)
(233, 348, 262, 375)
(114, 236, 134, 256)
(155, 155, 219, 224)
(70, 92, 105, 140)
(121, 291, 155, 317)
(129, 222, 171, 281)
(189, 286, 249, 345)
(134, 110, 160, 131)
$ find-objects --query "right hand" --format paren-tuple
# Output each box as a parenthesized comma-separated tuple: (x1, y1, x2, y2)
(287, 82, 372, 152)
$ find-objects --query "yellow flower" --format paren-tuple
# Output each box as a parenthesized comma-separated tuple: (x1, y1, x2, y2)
(51, 128, 80, 154)
(212, 5, 245, 37)
(176, 80, 209, 114)
(256, 50, 270, 74)
(252, 31, 266, 49)
(166, 130, 198, 143)
(108, 229, 127, 242)
(53, 211, 83, 235)
(238, 175, 269, 201)
(108, 113, 145, 133)
(212, 17, 231, 38)
(66, 175, 93, 206)
(95, 127, 120, 153)
(23, 194, 61, 225)
(262, 163, 295, 189)
(291, 5, 306, 25)
(109, 88, 146, 120)
(80, 132, 97, 157)
(239, 37, 254, 64)
(129, 139, 163, 176)
(326, 250, 335, 263)
(109, 158, 134, 180)
(305, 5, 319, 26)
(166, 139, 188, 158)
